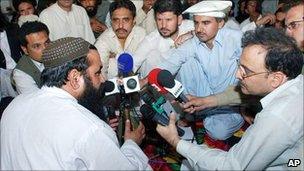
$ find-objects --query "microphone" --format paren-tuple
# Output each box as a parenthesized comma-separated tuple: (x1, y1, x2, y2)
(117, 52, 134, 77)
(104, 80, 115, 93)
(140, 104, 184, 136)
(117, 53, 140, 94)
(157, 69, 189, 103)
(147, 68, 168, 94)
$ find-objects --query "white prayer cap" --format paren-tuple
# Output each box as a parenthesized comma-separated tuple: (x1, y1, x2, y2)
(18, 14, 39, 27)
(183, 0, 232, 18)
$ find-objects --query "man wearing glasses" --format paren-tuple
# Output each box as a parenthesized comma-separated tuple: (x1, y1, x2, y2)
(284, 0, 303, 51)
(182, 0, 304, 116)
(157, 27, 303, 170)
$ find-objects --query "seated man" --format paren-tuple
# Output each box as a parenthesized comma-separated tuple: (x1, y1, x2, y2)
(95, 0, 146, 79)
(13, 21, 50, 94)
(133, 0, 194, 78)
(157, 27, 303, 170)
(1, 37, 151, 170)
(39, 0, 95, 44)
(158, 1, 244, 140)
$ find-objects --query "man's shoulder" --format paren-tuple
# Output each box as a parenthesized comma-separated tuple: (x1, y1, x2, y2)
(39, 3, 57, 16)
(132, 26, 146, 36)
(72, 4, 87, 14)
(143, 29, 162, 42)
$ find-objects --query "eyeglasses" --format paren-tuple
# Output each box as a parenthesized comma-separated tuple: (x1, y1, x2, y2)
(236, 59, 270, 79)
(285, 17, 304, 30)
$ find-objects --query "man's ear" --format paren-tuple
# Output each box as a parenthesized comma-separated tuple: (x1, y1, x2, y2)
(67, 69, 83, 90)
(21, 45, 29, 55)
(178, 14, 183, 26)
(218, 19, 225, 29)
(269, 71, 287, 88)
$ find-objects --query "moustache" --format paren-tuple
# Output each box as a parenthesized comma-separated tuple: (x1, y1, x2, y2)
(115, 28, 127, 33)
(160, 28, 170, 32)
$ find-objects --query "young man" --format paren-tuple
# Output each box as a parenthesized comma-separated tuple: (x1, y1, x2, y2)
(157, 27, 303, 170)
(133, 0, 194, 78)
(1, 37, 151, 170)
(39, 0, 95, 44)
(158, 0, 244, 141)
(94, 0, 146, 79)
(13, 21, 50, 94)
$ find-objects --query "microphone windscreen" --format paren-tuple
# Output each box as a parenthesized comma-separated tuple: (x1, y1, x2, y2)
(147, 68, 168, 94)
(117, 53, 133, 75)
(140, 104, 154, 120)
(157, 69, 175, 88)
(104, 80, 115, 93)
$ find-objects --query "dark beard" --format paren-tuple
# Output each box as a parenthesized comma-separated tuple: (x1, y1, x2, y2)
(78, 76, 106, 121)
(86, 6, 98, 18)
(159, 27, 179, 38)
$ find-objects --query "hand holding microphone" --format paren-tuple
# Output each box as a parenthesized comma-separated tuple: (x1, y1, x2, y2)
(155, 112, 181, 149)
(140, 104, 185, 136)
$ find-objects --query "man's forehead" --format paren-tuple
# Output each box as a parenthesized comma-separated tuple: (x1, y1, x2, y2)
(286, 5, 303, 21)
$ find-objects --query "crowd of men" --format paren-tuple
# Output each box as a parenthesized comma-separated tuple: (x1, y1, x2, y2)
(0, 0, 303, 170)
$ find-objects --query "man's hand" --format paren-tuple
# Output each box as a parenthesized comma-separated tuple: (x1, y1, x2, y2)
(90, 18, 107, 33)
(139, 77, 148, 89)
(142, 0, 155, 14)
(156, 113, 181, 149)
(182, 95, 218, 113)
(108, 117, 119, 131)
(174, 30, 194, 47)
(124, 120, 146, 145)
(255, 13, 276, 26)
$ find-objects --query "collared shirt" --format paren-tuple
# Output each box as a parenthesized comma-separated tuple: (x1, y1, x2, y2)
(133, 20, 194, 78)
(94, 26, 146, 79)
(176, 75, 303, 170)
(0, 31, 16, 69)
(158, 27, 242, 96)
(1, 86, 151, 170)
(39, 2, 95, 44)
(13, 59, 44, 94)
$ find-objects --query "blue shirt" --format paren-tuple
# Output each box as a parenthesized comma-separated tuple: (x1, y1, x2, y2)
(159, 27, 243, 96)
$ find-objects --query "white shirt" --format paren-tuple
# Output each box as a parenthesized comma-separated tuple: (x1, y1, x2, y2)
(1, 86, 151, 170)
(0, 31, 16, 69)
(136, 8, 156, 34)
(133, 20, 194, 78)
(94, 26, 146, 79)
(39, 3, 95, 44)
(240, 15, 262, 33)
(12, 59, 44, 94)
(176, 75, 303, 170)
(225, 17, 240, 30)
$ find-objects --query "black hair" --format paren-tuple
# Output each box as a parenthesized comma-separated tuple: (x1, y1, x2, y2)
(18, 21, 49, 47)
(245, 0, 262, 14)
(109, 0, 136, 18)
(12, 0, 37, 12)
(153, 0, 183, 16)
(41, 45, 97, 87)
(282, 0, 303, 13)
(41, 57, 88, 88)
(242, 27, 303, 79)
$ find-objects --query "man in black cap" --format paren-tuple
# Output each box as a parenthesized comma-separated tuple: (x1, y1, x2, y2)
(1, 37, 150, 170)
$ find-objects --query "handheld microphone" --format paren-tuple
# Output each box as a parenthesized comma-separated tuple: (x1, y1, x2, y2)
(117, 52, 134, 77)
(147, 68, 168, 94)
(157, 69, 189, 103)
(117, 53, 140, 94)
(140, 104, 184, 136)
(104, 80, 115, 93)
